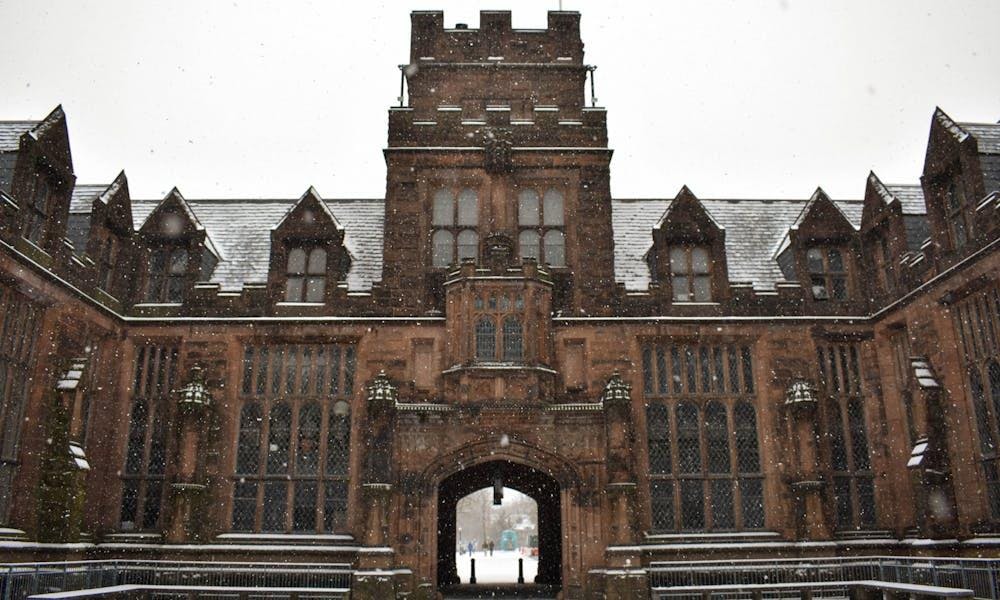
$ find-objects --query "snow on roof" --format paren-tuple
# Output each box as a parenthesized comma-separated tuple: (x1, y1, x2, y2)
(934, 107, 970, 144)
(123, 195, 866, 295)
(0, 121, 38, 151)
(869, 173, 926, 216)
(70, 184, 108, 213)
(131, 198, 384, 293)
(613, 197, 863, 292)
(961, 122, 1000, 154)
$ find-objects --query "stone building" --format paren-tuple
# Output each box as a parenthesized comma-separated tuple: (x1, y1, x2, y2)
(0, 9, 999, 600)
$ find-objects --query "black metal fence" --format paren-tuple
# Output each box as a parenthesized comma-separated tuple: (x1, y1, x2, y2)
(648, 556, 1000, 599)
(0, 561, 352, 600)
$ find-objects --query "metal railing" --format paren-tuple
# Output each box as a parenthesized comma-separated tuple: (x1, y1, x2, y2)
(0, 561, 352, 600)
(26, 584, 350, 599)
(648, 556, 1000, 599)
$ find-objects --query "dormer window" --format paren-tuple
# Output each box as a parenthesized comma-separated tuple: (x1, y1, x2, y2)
(946, 181, 970, 250)
(285, 247, 327, 302)
(432, 188, 478, 267)
(517, 188, 565, 267)
(24, 176, 52, 244)
(98, 237, 118, 293)
(670, 246, 712, 302)
(807, 247, 847, 301)
(145, 247, 188, 303)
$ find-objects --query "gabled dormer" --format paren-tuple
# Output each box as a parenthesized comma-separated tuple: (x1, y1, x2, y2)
(268, 187, 351, 307)
(775, 188, 860, 305)
(81, 172, 138, 301)
(136, 188, 219, 305)
(860, 172, 928, 298)
(921, 107, 998, 260)
(2, 106, 76, 256)
(647, 186, 728, 303)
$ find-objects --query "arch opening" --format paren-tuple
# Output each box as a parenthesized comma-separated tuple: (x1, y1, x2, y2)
(437, 460, 562, 591)
(455, 487, 537, 584)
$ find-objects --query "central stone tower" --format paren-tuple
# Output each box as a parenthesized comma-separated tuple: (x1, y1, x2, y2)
(378, 10, 619, 317)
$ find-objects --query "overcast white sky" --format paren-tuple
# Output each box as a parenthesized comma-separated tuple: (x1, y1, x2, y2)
(1, 1, 998, 201)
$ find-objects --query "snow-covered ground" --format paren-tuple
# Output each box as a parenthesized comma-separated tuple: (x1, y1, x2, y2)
(455, 550, 539, 584)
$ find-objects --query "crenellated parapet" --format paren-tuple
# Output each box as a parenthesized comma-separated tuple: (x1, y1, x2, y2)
(409, 11, 583, 65)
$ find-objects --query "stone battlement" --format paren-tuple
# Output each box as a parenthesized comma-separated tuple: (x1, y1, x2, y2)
(409, 11, 583, 65)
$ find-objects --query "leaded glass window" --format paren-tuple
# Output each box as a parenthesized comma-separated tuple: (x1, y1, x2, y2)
(145, 247, 188, 303)
(120, 344, 178, 531)
(818, 341, 876, 530)
(807, 247, 848, 301)
(956, 286, 1000, 520)
(644, 341, 763, 532)
(234, 343, 355, 532)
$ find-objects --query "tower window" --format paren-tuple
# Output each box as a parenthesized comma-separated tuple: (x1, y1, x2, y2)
(431, 188, 478, 267)
(807, 247, 847, 301)
(669, 246, 712, 302)
(518, 188, 565, 267)
(285, 247, 327, 303)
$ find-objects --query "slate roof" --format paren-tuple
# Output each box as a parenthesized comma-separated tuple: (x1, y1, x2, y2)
(612, 198, 864, 292)
(981, 154, 1000, 194)
(962, 122, 1000, 154)
(132, 198, 384, 292)
(883, 184, 926, 215)
(70, 184, 107, 213)
(0, 121, 37, 151)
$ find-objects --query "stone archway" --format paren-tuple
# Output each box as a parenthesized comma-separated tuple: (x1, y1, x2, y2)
(437, 459, 562, 589)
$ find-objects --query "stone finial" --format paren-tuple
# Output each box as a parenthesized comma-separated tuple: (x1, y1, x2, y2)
(601, 370, 631, 405)
(367, 370, 398, 408)
(785, 380, 818, 407)
(174, 365, 212, 411)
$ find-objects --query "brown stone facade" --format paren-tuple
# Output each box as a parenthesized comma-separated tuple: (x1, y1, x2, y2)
(0, 9, 999, 600)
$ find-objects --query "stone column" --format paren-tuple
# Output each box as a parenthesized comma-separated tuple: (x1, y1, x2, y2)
(784, 380, 832, 540)
(164, 365, 212, 544)
(353, 372, 404, 600)
(600, 372, 649, 600)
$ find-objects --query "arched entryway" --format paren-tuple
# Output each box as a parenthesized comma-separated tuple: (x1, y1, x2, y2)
(437, 460, 562, 590)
